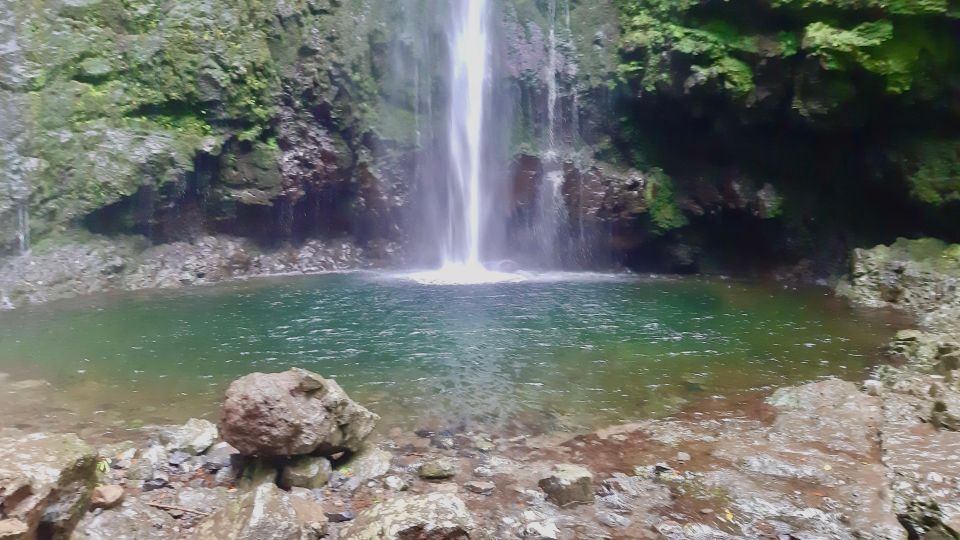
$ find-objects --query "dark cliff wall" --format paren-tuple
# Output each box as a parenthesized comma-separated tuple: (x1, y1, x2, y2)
(1, 0, 957, 279)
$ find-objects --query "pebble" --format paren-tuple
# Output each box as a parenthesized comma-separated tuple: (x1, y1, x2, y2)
(464, 481, 495, 495)
(676, 452, 691, 462)
(473, 466, 494, 478)
(384, 475, 408, 491)
(324, 509, 356, 523)
(418, 458, 457, 480)
(142, 478, 168, 492)
(90, 485, 125, 509)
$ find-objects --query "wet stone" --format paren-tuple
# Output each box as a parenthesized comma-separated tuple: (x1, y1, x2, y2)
(539, 464, 594, 506)
(418, 458, 457, 480)
(280, 456, 332, 490)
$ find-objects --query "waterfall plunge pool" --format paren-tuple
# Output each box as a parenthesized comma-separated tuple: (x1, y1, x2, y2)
(0, 272, 906, 442)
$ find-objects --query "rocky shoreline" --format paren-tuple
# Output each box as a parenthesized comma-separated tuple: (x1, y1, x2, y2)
(0, 234, 399, 310)
(1, 238, 959, 539)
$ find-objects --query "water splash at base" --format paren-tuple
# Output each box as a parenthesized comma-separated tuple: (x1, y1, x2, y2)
(404, 263, 526, 285)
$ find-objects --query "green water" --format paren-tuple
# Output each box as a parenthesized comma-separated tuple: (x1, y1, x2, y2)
(0, 273, 903, 440)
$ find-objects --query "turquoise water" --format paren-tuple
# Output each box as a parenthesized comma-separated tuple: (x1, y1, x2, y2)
(0, 273, 903, 439)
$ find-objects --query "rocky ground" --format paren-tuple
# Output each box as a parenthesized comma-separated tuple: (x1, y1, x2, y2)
(1, 238, 959, 539)
(0, 234, 399, 310)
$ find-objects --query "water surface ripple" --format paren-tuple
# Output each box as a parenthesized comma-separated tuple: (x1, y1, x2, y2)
(0, 273, 903, 439)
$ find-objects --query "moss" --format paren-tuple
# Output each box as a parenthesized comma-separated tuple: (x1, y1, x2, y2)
(645, 169, 688, 233)
(617, 0, 959, 107)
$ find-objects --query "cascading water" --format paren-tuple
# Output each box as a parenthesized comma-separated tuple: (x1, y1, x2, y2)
(16, 200, 29, 254)
(442, 0, 488, 268)
(409, 0, 520, 283)
(532, 0, 571, 268)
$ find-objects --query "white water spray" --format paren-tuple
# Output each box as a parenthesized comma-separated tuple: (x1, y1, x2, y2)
(16, 200, 29, 254)
(411, 0, 521, 284)
(444, 0, 487, 267)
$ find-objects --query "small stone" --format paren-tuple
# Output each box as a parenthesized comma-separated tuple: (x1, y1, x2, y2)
(430, 435, 455, 450)
(90, 485, 125, 509)
(471, 435, 495, 452)
(473, 466, 494, 478)
(700, 508, 714, 515)
(676, 452, 691, 462)
(142, 477, 168, 492)
(538, 464, 593, 506)
(168, 451, 191, 466)
(418, 458, 457, 480)
(523, 518, 559, 539)
(863, 380, 883, 396)
(464, 481, 495, 495)
(384, 475, 408, 491)
(280, 456, 333, 490)
(324, 509, 356, 523)
(597, 512, 630, 528)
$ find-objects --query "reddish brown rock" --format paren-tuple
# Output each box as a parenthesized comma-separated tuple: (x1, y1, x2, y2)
(220, 368, 378, 457)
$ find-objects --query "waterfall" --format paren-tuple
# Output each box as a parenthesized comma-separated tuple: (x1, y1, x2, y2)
(533, 0, 570, 268)
(16, 200, 29, 254)
(442, 0, 488, 268)
(409, 0, 521, 283)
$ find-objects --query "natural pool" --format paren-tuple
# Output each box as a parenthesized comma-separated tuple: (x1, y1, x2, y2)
(0, 273, 905, 441)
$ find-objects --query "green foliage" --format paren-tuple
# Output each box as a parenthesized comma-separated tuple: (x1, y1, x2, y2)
(618, 2, 764, 98)
(646, 170, 689, 233)
(900, 140, 960, 207)
(616, 0, 959, 105)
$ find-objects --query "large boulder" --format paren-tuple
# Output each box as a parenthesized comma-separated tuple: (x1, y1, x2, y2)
(838, 238, 960, 332)
(220, 368, 379, 457)
(339, 493, 474, 540)
(0, 430, 97, 539)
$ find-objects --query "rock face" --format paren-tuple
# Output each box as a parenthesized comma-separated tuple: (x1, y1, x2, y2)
(71, 500, 178, 540)
(220, 368, 379, 457)
(538, 464, 594, 507)
(188, 483, 306, 540)
(339, 493, 474, 540)
(0, 235, 377, 310)
(839, 238, 960, 332)
(0, 430, 97, 539)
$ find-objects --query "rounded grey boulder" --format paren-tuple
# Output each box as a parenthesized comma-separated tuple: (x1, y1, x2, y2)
(220, 368, 379, 457)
